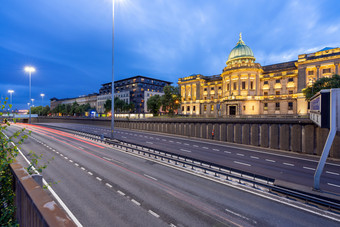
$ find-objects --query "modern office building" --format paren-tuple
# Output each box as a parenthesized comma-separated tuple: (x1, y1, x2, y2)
(178, 33, 340, 117)
(97, 75, 172, 114)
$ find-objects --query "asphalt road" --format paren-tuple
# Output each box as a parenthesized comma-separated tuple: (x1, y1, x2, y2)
(6, 124, 340, 227)
(35, 122, 340, 195)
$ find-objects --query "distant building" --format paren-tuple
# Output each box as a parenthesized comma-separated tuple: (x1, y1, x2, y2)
(97, 75, 172, 114)
(50, 93, 98, 111)
(178, 33, 340, 117)
(50, 75, 172, 114)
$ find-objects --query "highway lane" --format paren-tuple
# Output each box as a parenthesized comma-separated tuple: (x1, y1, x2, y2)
(6, 124, 340, 226)
(36, 122, 340, 194)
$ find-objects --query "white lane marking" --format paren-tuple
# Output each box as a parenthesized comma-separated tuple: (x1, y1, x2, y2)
(303, 166, 316, 171)
(150, 137, 153, 139)
(162, 139, 167, 141)
(81, 167, 85, 171)
(180, 149, 191, 153)
(69, 160, 73, 163)
(148, 210, 160, 218)
(328, 183, 340, 188)
(184, 143, 189, 145)
(96, 177, 102, 181)
(265, 159, 276, 163)
(326, 171, 340, 176)
(75, 163, 79, 166)
(156, 138, 160, 140)
(213, 149, 220, 151)
(236, 153, 244, 156)
(6, 134, 83, 226)
(225, 208, 256, 224)
(224, 151, 231, 154)
(144, 174, 158, 181)
(283, 163, 294, 166)
(88, 172, 93, 175)
(56, 151, 59, 154)
(234, 161, 251, 167)
(106, 183, 112, 188)
(131, 199, 141, 206)
(146, 141, 153, 144)
(78, 147, 83, 149)
(103, 157, 112, 161)
(193, 145, 199, 148)
(250, 156, 259, 159)
(202, 147, 209, 149)
(122, 136, 127, 139)
(117, 190, 125, 196)
(64, 157, 68, 160)
(176, 142, 181, 144)
(52, 149, 56, 152)
(60, 154, 64, 156)
(169, 140, 174, 143)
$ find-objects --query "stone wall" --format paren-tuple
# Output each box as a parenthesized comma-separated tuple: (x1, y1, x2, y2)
(35, 117, 340, 159)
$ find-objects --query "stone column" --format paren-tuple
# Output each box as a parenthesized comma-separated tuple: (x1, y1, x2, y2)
(335, 62, 339, 75)
(316, 65, 320, 79)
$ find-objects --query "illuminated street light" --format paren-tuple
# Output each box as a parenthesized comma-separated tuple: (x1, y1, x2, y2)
(25, 66, 36, 124)
(40, 93, 45, 106)
(8, 90, 14, 111)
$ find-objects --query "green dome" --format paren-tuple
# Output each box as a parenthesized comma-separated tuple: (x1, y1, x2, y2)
(227, 33, 254, 63)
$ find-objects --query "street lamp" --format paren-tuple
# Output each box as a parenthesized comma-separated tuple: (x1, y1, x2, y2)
(25, 66, 36, 124)
(40, 93, 45, 106)
(8, 90, 14, 112)
(111, 0, 115, 139)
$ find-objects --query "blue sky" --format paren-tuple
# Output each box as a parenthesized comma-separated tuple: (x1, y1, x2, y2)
(1, 0, 340, 109)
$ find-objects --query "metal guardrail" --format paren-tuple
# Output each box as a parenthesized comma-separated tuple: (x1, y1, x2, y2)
(36, 124, 340, 212)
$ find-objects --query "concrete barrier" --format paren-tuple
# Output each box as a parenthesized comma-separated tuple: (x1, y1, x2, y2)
(35, 117, 340, 158)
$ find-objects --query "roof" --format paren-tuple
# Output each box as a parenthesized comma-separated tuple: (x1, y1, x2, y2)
(102, 75, 172, 86)
(227, 33, 254, 63)
(262, 60, 297, 72)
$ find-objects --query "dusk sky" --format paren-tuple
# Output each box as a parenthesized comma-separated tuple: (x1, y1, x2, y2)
(1, 0, 340, 110)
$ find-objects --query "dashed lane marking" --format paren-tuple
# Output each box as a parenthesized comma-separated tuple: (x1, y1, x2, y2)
(224, 151, 231, 154)
(180, 149, 191, 153)
(146, 141, 153, 144)
(326, 171, 340, 176)
(144, 174, 158, 181)
(88, 172, 93, 175)
(303, 166, 316, 171)
(283, 163, 294, 166)
(96, 177, 102, 181)
(193, 145, 199, 148)
(148, 210, 160, 218)
(117, 190, 125, 196)
(106, 183, 112, 188)
(236, 153, 244, 156)
(265, 159, 276, 163)
(250, 156, 259, 159)
(81, 167, 86, 171)
(213, 149, 219, 151)
(328, 183, 340, 188)
(234, 161, 251, 167)
(202, 147, 209, 149)
(131, 199, 141, 206)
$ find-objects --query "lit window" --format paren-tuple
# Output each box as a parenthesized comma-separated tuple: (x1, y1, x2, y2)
(250, 81, 254, 90)
(187, 106, 190, 111)
(243, 106, 246, 111)
(264, 92, 268, 96)
(233, 82, 237, 90)
(227, 83, 230, 91)
(275, 102, 280, 110)
(204, 105, 207, 111)
(288, 102, 293, 110)
(276, 91, 280, 95)
(288, 90, 293, 95)
(242, 81, 246, 90)
(264, 103, 268, 110)
(308, 71, 314, 76)
(252, 106, 254, 111)
(322, 68, 331, 74)
(211, 105, 214, 111)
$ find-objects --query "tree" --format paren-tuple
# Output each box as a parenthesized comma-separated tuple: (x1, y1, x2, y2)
(161, 85, 181, 115)
(303, 74, 340, 100)
(104, 99, 111, 114)
(147, 95, 162, 116)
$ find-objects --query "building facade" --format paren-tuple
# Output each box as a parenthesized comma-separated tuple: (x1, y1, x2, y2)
(50, 93, 98, 111)
(178, 33, 340, 117)
(97, 75, 172, 114)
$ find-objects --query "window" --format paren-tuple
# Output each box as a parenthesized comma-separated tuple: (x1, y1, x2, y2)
(252, 106, 254, 111)
(243, 106, 246, 111)
(288, 90, 293, 95)
(204, 88, 207, 91)
(250, 81, 254, 90)
(275, 102, 280, 110)
(242, 81, 246, 90)
(308, 70, 314, 75)
(288, 78, 294, 82)
(264, 81, 268, 85)
(276, 79, 280, 83)
(288, 102, 293, 110)
(218, 87, 222, 90)
(182, 106, 184, 111)
(264, 92, 268, 96)
(187, 106, 190, 111)
(211, 105, 214, 111)
(227, 83, 230, 91)
(276, 91, 280, 95)
(204, 97, 207, 100)
(193, 106, 196, 111)
(264, 103, 268, 110)
(233, 82, 237, 90)
(323, 68, 331, 74)
(204, 105, 207, 111)
(211, 87, 214, 90)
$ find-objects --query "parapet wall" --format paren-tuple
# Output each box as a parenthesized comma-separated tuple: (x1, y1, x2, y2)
(35, 117, 340, 159)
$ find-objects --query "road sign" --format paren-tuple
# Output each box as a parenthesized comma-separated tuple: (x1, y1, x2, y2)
(309, 90, 330, 128)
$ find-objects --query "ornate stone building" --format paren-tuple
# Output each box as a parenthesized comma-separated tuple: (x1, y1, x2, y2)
(178, 33, 340, 117)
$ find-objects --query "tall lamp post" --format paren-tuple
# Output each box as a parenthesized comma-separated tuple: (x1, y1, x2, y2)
(8, 90, 14, 112)
(40, 93, 45, 106)
(25, 66, 36, 124)
(111, 0, 115, 139)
